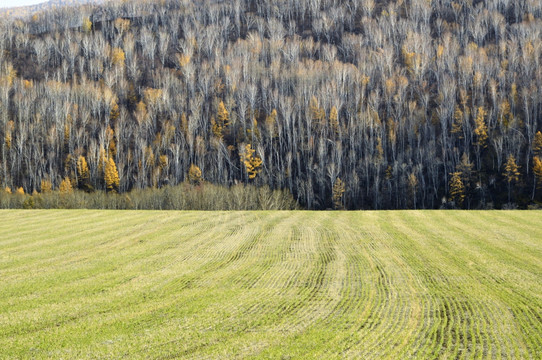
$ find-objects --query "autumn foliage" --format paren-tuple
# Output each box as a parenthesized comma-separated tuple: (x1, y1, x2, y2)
(0, 0, 541, 209)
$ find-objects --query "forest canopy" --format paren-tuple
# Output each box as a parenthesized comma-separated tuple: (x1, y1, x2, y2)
(0, 0, 541, 209)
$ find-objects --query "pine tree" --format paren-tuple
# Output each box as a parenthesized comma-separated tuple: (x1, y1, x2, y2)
(105, 157, 120, 192)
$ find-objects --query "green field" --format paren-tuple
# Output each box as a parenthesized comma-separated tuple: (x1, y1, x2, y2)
(1, 210, 541, 359)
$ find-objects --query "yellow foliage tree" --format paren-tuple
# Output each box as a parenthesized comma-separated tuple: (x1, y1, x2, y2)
(247, 117, 260, 140)
(533, 131, 542, 158)
(503, 155, 520, 184)
(503, 154, 520, 204)
(59, 177, 73, 194)
(5, 120, 14, 149)
(188, 164, 202, 185)
(15, 187, 24, 195)
(240, 144, 262, 180)
(499, 99, 513, 128)
(212, 101, 230, 139)
(309, 96, 325, 123)
(82, 17, 92, 33)
(451, 106, 463, 137)
(106, 126, 116, 158)
(218, 100, 230, 125)
(211, 116, 223, 139)
(177, 53, 191, 67)
(135, 101, 148, 125)
(265, 109, 278, 137)
(111, 47, 125, 67)
(110, 100, 120, 122)
(105, 157, 120, 192)
(143, 88, 163, 107)
(114, 18, 131, 35)
(533, 156, 542, 190)
(474, 106, 488, 148)
(332, 177, 345, 209)
(329, 106, 339, 135)
(4, 186, 12, 194)
(449, 172, 465, 207)
(159, 155, 168, 170)
(77, 155, 90, 190)
(408, 172, 418, 209)
(402, 46, 416, 73)
(98, 148, 107, 178)
(40, 179, 53, 193)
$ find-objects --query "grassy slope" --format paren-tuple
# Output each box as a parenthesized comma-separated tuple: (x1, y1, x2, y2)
(0, 210, 541, 359)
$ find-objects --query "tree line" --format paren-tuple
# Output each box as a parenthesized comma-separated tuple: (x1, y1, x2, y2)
(0, 0, 541, 209)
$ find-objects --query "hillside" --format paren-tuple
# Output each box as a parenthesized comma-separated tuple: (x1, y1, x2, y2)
(0, 0, 102, 16)
(1, 210, 541, 358)
(0, 0, 541, 209)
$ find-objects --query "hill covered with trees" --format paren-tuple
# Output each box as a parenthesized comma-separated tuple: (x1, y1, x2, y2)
(0, 0, 541, 209)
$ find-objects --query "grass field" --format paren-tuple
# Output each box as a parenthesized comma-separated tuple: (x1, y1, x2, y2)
(1, 210, 541, 359)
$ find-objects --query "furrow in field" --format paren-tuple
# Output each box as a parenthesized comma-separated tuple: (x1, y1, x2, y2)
(429, 211, 542, 357)
(406, 211, 539, 358)
(382, 212, 478, 359)
(0, 212, 248, 349)
(332, 216, 396, 357)
(311, 213, 379, 358)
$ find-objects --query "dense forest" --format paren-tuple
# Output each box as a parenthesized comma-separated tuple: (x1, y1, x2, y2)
(0, 0, 542, 209)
